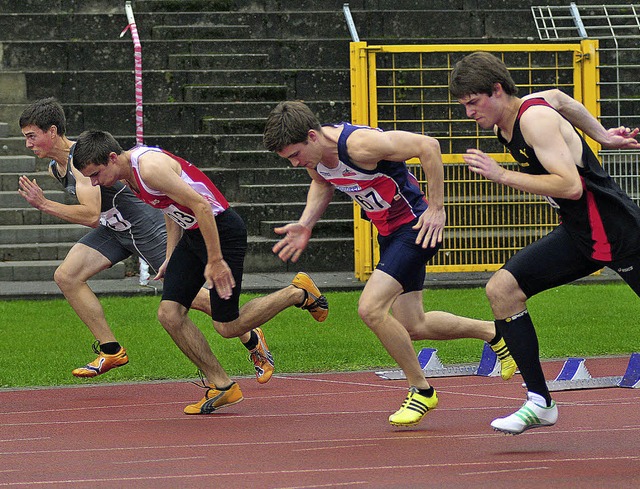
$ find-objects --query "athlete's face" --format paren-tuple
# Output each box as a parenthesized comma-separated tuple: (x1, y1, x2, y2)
(79, 160, 120, 187)
(277, 131, 323, 169)
(21, 124, 56, 159)
(458, 92, 498, 129)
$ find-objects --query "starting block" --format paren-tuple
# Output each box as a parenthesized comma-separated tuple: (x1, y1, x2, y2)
(375, 343, 502, 380)
(619, 352, 640, 388)
(545, 353, 640, 391)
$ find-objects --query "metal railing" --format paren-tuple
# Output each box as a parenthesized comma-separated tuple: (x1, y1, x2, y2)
(349, 41, 599, 280)
(532, 3, 640, 206)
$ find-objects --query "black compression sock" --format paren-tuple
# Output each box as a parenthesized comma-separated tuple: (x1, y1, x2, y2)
(99, 342, 121, 355)
(488, 330, 503, 346)
(495, 310, 552, 406)
(242, 330, 259, 351)
(296, 290, 308, 308)
(417, 387, 435, 398)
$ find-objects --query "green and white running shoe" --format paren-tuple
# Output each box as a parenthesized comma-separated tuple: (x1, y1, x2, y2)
(491, 393, 558, 435)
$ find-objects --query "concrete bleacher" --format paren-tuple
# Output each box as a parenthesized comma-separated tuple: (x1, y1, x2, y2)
(0, 0, 624, 291)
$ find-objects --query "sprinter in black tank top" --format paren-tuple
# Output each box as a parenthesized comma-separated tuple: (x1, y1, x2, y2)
(450, 51, 640, 434)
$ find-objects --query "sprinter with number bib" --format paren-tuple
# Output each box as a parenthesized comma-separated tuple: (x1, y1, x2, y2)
(73, 129, 328, 414)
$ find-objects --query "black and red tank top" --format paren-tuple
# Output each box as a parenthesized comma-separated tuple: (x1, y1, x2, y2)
(497, 97, 640, 261)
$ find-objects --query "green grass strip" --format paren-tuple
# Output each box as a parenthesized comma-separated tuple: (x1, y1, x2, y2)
(1, 282, 637, 388)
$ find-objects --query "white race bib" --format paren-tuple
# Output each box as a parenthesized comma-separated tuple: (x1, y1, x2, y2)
(100, 208, 132, 231)
(352, 188, 391, 212)
(164, 204, 198, 229)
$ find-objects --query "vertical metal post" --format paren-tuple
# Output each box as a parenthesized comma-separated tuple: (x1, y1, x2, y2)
(349, 41, 372, 280)
(343, 3, 360, 42)
(569, 2, 588, 39)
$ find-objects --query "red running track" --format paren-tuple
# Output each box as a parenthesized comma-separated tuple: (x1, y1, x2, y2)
(0, 357, 639, 488)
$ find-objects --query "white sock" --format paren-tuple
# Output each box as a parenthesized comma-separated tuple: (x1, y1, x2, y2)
(527, 391, 548, 407)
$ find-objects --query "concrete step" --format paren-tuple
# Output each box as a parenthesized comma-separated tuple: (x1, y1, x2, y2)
(198, 166, 310, 198)
(0, 224, 89, 245)
(210, 150, 284, 168)
(1, 39, 352, 70)
(0, 0, 476, 14)
(201, 117, 267, 135)
(0, 155, 36, 173)
(259, 218, 353, 239)
(237, 167, 310, 185)
(132, 0, 477, 13)
(0, 0, 125, 14)
(0, 0, 467, 15)
(17, 69, 349, 105)
(0, 260, 125, 281)
(239, 182, 308, 202)
(168, 53, 270, 70)
(183, 84, 287, 102)
(238, 182, 352, 202)
(184, 84, 288, 103)
(233, 201, 353, 234)
(0, 137, 229, 172)
(208, 133, 269, 152)
(0, 242, 75, 261)
(244, 235, 354, 273)
(0, 10, 538, 42)
(151, 24, 251, 40)
(0, 207, 68, 226)
(0, 122, 8, 137)
(0, 13, 126, 41)
(6, 27, 580, 77)
(0, 100, 349, 136)
(0, 171, 62, 191)
(0, 190, 72, 208)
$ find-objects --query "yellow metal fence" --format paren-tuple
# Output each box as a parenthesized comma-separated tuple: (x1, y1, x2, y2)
(350, 41, 600, 280)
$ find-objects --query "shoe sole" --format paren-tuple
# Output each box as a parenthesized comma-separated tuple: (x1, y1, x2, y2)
(256, 372, 273, 384)
(71, 358, 129, 378)
(252, 328, 275, 384)
(500, 362, 517, 381)
(389, 418, 423, 427)
(492, 422, 555, 435)
(389, 395, 436, 427)
(187, 396, 244, 415)
(292, 273, 329, 322)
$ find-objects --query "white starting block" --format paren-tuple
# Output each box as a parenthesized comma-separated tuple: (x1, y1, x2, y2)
(545, 353, 640, 391)
(375, 343, 502, 380)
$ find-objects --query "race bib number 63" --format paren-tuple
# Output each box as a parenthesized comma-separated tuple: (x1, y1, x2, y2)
(165, 204, 197, 229)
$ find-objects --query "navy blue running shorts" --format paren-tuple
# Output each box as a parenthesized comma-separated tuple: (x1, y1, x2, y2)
(376, 220, 441, 293)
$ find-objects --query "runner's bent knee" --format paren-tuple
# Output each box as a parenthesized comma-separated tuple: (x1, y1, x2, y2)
(157, 301, 189, 330)
(486, 270, 526, 312)
(212, 320, 237, 339)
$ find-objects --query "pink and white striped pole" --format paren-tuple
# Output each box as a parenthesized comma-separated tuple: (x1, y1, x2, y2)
(121, 2, 150, 285)
(120, 1, 144, 145)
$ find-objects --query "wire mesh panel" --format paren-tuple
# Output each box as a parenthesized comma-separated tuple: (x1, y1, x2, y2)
(532, 3, 640, 206)
(350, 43, 595, 278)
(411, 160, 558, 269)
(374, 48, 578, 157)
(532, 3, 640, 41)
(602, 150, 640, 206)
